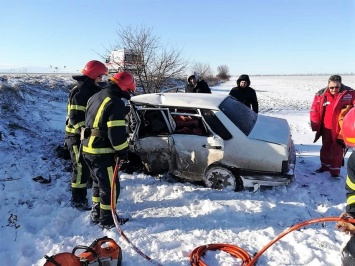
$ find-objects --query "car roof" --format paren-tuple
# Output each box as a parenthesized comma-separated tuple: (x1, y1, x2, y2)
(130, 93, 228, 110)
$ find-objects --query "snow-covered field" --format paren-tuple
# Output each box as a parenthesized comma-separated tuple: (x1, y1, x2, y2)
(1, 74, 355, 266)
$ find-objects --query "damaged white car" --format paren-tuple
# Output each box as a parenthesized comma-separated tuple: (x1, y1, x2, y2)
(127, 93, 296, 191)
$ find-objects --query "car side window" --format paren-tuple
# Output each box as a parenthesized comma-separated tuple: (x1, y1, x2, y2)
(200, 109, 232, 140)
(137, 109, 170, 137)
(170, 108, 208, 136)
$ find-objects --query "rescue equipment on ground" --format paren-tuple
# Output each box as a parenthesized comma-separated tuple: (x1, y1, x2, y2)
(43, 236, 122, 266)
(189, 216, 355, 266)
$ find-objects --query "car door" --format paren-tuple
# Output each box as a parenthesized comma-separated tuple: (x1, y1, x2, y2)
(129, 107, 175, 174)
(170, 111, 224, 180)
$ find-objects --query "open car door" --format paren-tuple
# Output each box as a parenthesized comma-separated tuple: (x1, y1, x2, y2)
(129, 107, 175, 175)
(169, 111, 224, 181)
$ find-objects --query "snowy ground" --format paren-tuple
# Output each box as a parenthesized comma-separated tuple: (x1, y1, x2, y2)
(1, 74, 355, 266)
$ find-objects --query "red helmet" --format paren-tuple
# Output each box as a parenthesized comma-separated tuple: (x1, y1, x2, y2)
(81, 60, 108, 79)
(44, 252, 82, 266)
(109, 71, 136, 93)
(342, 107, 355, 147)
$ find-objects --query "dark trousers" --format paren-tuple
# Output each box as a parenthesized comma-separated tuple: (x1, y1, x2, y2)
(320, 128, 344, 175)
(65, 136, 90, 203)
(342, 236, 355, 266)
(83, 154, 120, 225)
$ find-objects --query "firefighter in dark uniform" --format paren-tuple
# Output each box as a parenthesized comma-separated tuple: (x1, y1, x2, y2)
(335, 107, 355, 265)
(65, 60, 108, 210)
(82, 71, 136, 229)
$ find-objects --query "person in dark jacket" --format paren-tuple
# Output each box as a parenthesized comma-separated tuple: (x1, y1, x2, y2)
(336, 107, 355, 265)
(65, 60, 108, 210)
(82, 71, 136, 229)
(185, 72, 211, 93)
(229, 74, 258, 113)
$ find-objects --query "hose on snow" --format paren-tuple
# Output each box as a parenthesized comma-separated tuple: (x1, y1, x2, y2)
(111, 158, 163, 266)
(110, 161, 355, 266)
(189, 216, 355, 266)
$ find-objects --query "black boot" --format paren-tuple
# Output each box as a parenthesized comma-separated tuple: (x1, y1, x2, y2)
(90, 203, 100, 224)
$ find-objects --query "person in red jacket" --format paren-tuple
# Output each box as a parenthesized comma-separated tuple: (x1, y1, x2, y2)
(310, 75, 354, 178)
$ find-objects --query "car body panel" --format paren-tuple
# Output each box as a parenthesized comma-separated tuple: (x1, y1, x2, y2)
(133, 136, 172, 174)
(128, 93, 296, 189)
(171, 134, 224, 180)
(248, 115, 290, 146)
(130, 93, 225, 110)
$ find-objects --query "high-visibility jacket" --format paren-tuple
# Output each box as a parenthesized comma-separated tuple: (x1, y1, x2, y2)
(310, 84, 354, 143)
(82, 82, 129, 156)
(346, 152, 355, 215)
(65, 76, 102, 137)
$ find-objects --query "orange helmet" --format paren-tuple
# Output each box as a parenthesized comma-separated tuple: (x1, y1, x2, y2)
(81, 60, 108, 79)
(44, 253, 82, 266)
(109, 71, 136, 93)
(342, 107, 355, 147)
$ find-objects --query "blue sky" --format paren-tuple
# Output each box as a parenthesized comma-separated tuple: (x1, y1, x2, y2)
(1, 0, 354, 75)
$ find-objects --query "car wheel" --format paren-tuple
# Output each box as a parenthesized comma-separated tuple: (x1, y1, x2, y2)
(204, 166, 243, 191)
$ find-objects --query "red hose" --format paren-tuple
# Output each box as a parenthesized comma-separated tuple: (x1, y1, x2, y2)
(110, 159, 163, 266)
(109, 159, 355, 266)
(190, 217, 355, 266)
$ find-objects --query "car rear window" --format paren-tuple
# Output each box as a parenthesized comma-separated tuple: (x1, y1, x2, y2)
(219, 96, 257, 136)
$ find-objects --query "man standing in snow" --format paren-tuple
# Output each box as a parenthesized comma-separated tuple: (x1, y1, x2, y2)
(185, 72, 211, 93)
(65, 60, 108, 210)
(229, 74, 259, 113)
(310, 75, 354, 178)
(82, 71, 135, 229)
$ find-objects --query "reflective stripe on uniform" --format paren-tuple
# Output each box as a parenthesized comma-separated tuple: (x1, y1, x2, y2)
(71, 144, 87, 189)
(92, 196, 100, 203)
(65, 126, 77, 134)
(73, 121, 85, 129)
(69, 104, 86, 112)
(107, 120, 126, 127)
(347, 195, 355, 206)
(100, 166, 116, 210)
(346, 175, 355, 191)
(82, 145, 116, 154)
(93, 97, 111, 127)
(113, 141, 128, 151)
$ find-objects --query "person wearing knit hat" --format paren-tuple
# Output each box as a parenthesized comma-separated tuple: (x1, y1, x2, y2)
(229, 74, 258, 113)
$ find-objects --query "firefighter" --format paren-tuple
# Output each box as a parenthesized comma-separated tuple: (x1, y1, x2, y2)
(82, 71, 136, 229)
(335, 107, 355, 265)
(65, 60, 108, 210)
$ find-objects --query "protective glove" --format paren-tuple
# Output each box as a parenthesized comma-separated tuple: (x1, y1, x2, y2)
(336, 212, 355, 236)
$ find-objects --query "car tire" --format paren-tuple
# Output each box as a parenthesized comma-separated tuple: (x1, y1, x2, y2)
(204, 166, 243, 191)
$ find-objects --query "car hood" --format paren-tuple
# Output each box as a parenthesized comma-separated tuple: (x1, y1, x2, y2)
(248, 115, 291, 145)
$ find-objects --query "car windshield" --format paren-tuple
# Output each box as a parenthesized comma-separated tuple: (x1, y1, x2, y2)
(219, 96, 257, 136)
